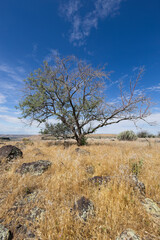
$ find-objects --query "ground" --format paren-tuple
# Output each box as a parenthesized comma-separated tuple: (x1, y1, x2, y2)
(0, 136, 160, 239)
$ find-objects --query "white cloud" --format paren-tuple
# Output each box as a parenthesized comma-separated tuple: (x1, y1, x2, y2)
(147, 83, 160, 92)
(0, 93, 6, 104)
(44, 49, 60, 62)
(0, 63, 24, 82)
(60, 0, 124, 45)
(0, 122, 39, 134)
(96, 112, 160, 134)
(0, 114, 21, 124)
(0, 107, 9, 113)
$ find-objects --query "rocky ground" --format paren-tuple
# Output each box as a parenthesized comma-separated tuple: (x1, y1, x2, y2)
(0, 138, 159, 239)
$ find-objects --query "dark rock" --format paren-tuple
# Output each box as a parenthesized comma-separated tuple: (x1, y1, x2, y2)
(0, 224, 13, 240)
(0, 145, 23, 163)
(72, 196, 94, 221)
(75, 148, 90, 155)
(116, 229, 141, 240)
(16, 160, 52, 176)
(64, 141, 72, 148)
(130, 175, 146, 195)
(86, 165, 95, 175)
(15, 224, 35, 239)
(88, 176, 111, 186)
(27, 207, 45, 222)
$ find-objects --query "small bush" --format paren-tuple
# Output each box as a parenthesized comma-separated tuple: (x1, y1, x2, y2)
(137, 131, 148, 138)
(137, 131, 155, 138)
(129, 159, 143, 176)
(117, 130, 137, 141)
(22, 138, 34, 146)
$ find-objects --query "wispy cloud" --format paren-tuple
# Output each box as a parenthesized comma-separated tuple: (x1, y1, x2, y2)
(60, 0, 124, 45)
(0, 114, 21, 124)
(0, 93, 6, 104)
(0, 107, 9, 113)
(147, 83, 160, 92)
(0, 63, 25, 82)
(44, 49, 60, 62)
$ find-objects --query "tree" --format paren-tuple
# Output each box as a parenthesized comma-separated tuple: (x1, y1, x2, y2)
(40, 122, 72, 139)
(18, 56, 150, 146)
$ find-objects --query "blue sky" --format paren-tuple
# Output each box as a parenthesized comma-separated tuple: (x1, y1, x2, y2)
(0, 0, 160, 134)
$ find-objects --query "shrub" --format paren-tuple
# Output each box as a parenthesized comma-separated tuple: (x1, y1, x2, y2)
(137, 131, 148, 138)
(137, 131, 155, 138)
(40, 122, 72, 140)
(129, 159, 144, 176)
(117, 130, 137, 141)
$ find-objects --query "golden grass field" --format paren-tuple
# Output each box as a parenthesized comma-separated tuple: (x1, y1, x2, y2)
(0, 137, 160, 239)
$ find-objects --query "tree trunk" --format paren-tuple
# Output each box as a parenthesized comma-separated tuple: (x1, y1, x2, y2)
(76, 135, 87, 146)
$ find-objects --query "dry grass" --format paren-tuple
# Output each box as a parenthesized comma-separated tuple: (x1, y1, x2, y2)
(0, 139, 160, 239)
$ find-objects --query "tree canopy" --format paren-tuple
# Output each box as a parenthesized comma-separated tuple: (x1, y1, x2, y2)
(18, 56, 150, 145)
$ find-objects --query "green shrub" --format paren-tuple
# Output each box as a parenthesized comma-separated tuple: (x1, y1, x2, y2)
(137, 131, 155, 138)
(80, 136, 88, 146)
(137, 131, 148, 138)
(117, 130, 137, 141)
(130, 159, 143, 176)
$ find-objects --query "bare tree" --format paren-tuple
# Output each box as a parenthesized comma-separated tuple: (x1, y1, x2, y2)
(18, 56, 150, 145)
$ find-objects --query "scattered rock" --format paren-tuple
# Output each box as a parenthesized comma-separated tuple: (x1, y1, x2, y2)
(0, 145, 23, 163)
(15, 142, 26, 150)
(27, 207, 45, 222)
(72, 196, 94, 221)
(32, 148, 42, 156)
(64, 141, 72, 148)
(75, 148, 90, 155)
(130, 175, 146, 195)
(86, 165, 95, 175)
(45, 141, 56, 147)
(116, 229, 141, 240)
(110, 138, 115, 141)
(142, 198, 160, 218)
(0, 224, 13, 240)
(16, 160, 52, 176)
(88, 176, 111, 186)
(15, 224, 35, 238)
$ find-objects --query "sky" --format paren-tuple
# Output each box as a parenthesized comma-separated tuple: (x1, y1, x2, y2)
(0, 0, 160, 135)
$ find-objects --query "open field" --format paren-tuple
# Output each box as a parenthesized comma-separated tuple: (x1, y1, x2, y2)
(0, 138, 160, 239)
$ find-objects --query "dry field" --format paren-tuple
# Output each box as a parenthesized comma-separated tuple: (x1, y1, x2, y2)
(0, 138, 160, 239)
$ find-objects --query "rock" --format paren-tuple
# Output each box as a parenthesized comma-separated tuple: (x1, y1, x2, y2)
(116, 229, 141, 240)
(130, 175, 146, 195)
(88, 176, 111, 186)
(16, 160, 52, 176)
(0, 224, 12, 240)
(45, 141, 56, 147)
(72, 196, 94, 221)
(75, 148, 90, 155)
(0, 145, 23, 163)
(15, 142, 26, 150)
(27, 207, 45, 222)
(142, 198, 160, 218)
(86, 165, 95, 175)
(32, 148, 42, 156)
